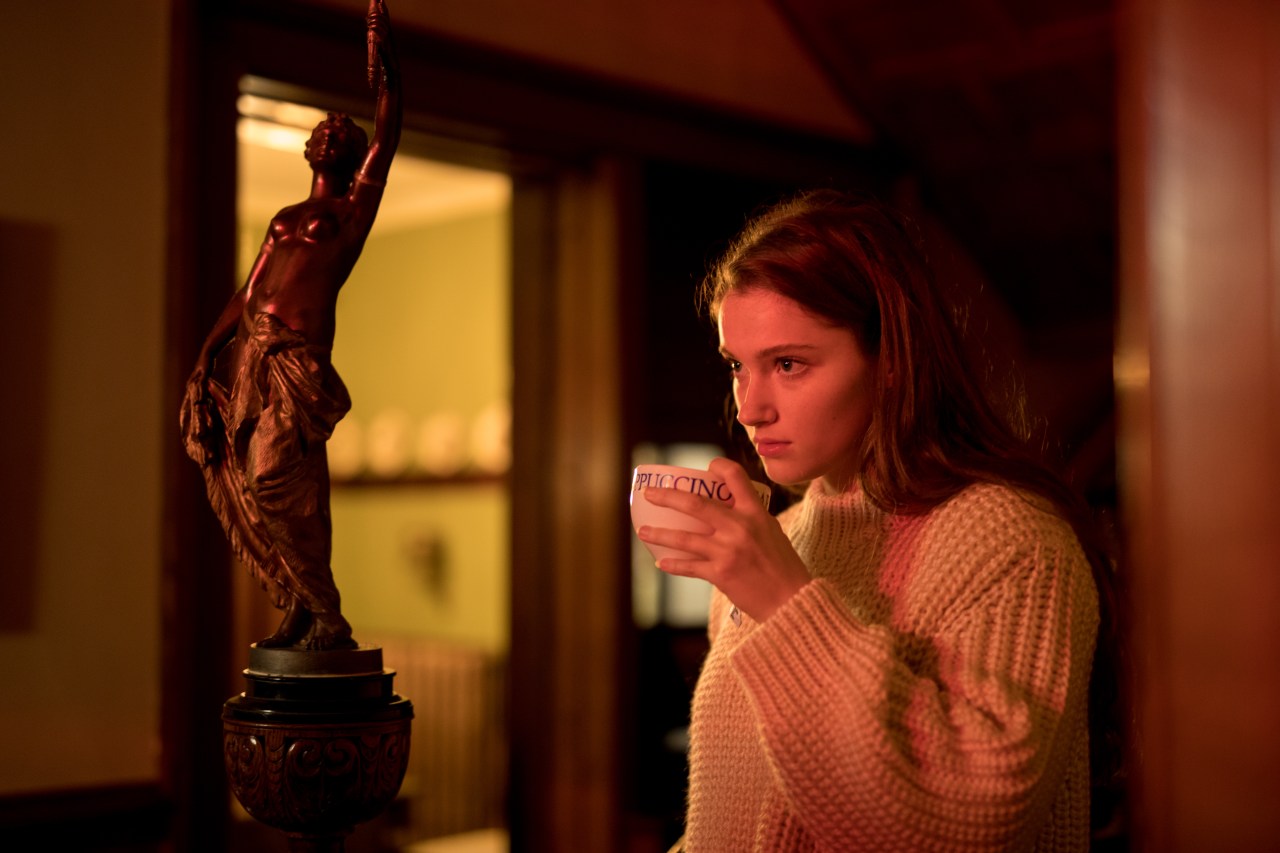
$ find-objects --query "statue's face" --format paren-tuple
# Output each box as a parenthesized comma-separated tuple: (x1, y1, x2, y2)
(305, 119, 363, 176)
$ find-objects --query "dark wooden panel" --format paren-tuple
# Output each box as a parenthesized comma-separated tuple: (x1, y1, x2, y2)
(776, 0, 1118, 336)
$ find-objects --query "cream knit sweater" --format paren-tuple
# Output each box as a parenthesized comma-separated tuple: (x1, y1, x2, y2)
(682, 481, 1098, 852)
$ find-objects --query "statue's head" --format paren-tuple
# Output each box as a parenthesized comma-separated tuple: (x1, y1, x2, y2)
(304, 112, 369, 178)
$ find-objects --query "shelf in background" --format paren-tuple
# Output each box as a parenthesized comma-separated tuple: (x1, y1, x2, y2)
(332, 472, 509, 490)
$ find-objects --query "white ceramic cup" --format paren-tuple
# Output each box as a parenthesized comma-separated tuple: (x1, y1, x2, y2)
(630, 464, 772, 562)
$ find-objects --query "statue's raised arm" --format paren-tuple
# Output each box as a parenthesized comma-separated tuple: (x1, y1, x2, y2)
(357, 0, 401, 192)
(181, 0, 403, 651)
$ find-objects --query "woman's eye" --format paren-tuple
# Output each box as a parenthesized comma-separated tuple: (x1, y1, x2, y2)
(778, 358, 795, 372)
(726, 360, 742, 373)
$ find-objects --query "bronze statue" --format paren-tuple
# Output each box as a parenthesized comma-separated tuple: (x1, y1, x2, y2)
(181, 0, 401, 651)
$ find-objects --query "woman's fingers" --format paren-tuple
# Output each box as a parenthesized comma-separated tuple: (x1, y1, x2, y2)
(636, 524, 716, 579)
(707, 457, 751, 496)
(651, 555, 704, 577)
(708, 457, 769, 513)
(637, 524, 705, 556)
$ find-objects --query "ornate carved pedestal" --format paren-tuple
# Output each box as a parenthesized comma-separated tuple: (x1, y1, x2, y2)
(223, 645, 413, 852)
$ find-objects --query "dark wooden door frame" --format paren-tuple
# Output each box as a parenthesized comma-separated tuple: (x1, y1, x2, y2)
(162, 1, 241, 850)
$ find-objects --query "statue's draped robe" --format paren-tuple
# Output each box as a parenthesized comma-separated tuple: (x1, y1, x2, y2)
(183, 312, 351, 627)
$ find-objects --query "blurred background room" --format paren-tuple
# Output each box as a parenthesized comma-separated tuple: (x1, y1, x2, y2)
(1, 0, 1277, 850)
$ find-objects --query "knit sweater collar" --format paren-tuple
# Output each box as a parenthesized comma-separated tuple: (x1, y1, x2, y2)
(791, 478, 885, 525)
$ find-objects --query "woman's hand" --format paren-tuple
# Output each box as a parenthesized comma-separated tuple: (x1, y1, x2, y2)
(637, 457, 811, 622)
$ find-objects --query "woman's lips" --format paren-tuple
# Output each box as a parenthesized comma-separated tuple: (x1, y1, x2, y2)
(754, 439, 789, 458)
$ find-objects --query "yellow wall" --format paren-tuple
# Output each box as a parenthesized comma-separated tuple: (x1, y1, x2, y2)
(0, 0, 168, 794)
(329, 213, 512, 653)
(332, 216, 509, 426)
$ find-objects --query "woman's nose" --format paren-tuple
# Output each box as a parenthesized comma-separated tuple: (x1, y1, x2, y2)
(735, 378, 774, 427)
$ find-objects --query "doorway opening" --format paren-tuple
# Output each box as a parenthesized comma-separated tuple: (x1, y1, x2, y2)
(234, 91, 512, 850)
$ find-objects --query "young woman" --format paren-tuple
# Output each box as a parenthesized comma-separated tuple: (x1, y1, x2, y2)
(180, 0, 401, 651)
(637, 190, 1120, 851)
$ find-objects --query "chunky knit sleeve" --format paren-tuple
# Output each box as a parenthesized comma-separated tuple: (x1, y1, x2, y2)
(729, 487, 1098, 851)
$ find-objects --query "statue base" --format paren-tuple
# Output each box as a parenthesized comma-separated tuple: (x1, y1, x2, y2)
(223, 644, 414, 852)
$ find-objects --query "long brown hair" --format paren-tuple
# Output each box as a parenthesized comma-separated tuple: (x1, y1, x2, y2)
(700, 188, 1126, 830)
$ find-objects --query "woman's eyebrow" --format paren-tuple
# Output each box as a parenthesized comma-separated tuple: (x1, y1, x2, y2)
(719, 343, 821, 360)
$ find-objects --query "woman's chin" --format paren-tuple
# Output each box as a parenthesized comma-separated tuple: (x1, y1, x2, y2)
(759, 461, 806, 489)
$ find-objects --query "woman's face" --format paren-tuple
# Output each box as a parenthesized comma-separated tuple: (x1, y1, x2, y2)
(718, 287, 877, 491)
